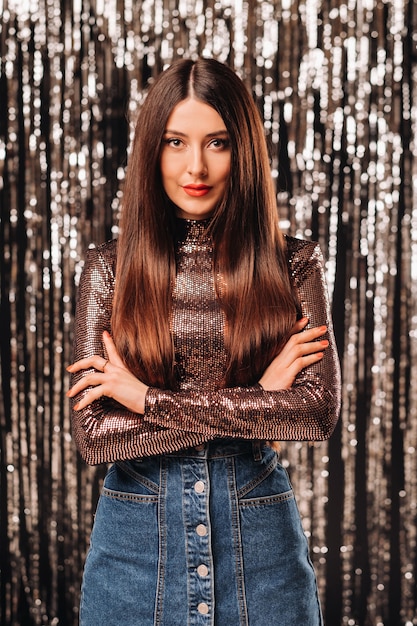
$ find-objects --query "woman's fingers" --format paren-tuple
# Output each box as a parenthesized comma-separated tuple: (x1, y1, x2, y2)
(67, 331, 124, 374)
(67, 362, 147, 414)
(283, 348, 325, 377)
(102, 331, 125, 368)
(67, 354, 110, 374)
(66, 330, 123, 406)
(68, 377, 109, 411)
(277, 325, 328, 364)
(291, 323, 327, 344)
(66, 330, 149, 414)
(67, 371, 107, 398)
(290, 317, 309, 334)
(259, 323, 329, 391)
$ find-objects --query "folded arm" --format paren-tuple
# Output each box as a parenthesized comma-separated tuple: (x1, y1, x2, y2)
(144, 242, 341, 441)
(69, 240, 341, 464)
(68, 243, 206, 464)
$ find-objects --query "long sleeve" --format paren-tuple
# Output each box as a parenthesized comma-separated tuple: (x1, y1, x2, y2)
(70, 241, 212, 465)
(70, 228, 341, 466)
(144, 238, 341, 442)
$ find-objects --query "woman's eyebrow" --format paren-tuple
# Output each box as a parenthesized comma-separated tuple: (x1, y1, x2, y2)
(163, 129, 229, 137)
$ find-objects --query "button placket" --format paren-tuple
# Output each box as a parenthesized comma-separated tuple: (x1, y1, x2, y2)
(182, 458, 214, 625)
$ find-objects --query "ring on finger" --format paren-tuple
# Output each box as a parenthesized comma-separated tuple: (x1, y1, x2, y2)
(102, 359, 109, 373)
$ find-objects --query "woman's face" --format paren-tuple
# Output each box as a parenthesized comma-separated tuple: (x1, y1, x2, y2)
(160, 98, 231, 220)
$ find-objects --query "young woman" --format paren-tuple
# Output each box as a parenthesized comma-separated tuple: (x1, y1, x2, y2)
(68, 58, 341, 626)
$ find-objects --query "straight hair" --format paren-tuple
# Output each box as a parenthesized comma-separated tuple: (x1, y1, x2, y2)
(112, 58, 300, 388)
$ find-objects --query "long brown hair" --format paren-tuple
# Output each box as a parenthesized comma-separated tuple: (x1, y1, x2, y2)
(112, 58, 299, 388)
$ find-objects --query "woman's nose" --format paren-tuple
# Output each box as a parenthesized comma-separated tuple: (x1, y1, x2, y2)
(187, 147, 207, 176)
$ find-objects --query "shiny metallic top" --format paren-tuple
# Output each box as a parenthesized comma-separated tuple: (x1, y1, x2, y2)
(71, 219, 341, 465)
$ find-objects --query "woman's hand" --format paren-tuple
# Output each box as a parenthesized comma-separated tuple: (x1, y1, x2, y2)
(259, 318, 329, 391)
(67, 331, 149, 414)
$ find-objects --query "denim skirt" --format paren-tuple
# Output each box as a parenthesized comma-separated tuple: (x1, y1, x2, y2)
(80, 441, 323, 626)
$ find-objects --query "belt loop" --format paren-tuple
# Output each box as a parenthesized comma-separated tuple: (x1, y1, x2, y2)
(252, 440, 262, 462)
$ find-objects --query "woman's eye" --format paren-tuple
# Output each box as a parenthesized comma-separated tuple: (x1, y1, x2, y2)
(166, 138, 182, 147)
(209, 138, 230, 149)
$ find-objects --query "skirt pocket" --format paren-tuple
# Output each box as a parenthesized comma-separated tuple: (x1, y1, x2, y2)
(235, 445, 294, 503)
(102, 458, 160, 502)
(80, 459, 161, 626)
(235, 448, 323, 625)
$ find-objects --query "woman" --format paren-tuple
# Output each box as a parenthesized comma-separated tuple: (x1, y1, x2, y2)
(68, 58, 341, 626)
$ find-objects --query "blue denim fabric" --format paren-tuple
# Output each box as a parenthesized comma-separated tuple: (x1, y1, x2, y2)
(80, 442, 323, 625)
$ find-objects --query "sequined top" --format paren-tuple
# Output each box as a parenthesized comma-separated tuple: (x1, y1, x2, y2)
(71, 219, 341, 465)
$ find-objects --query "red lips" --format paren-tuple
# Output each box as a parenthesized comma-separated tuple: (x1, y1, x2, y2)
(182, 184, 212, 197)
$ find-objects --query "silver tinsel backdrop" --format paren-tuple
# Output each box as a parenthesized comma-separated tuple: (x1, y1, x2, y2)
(0, 1, 416, 624)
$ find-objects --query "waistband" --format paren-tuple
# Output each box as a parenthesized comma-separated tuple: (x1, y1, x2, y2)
(168, 439, 264, 461)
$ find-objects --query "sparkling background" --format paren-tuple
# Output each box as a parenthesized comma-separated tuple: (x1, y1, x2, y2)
(0, 1, 416, 624)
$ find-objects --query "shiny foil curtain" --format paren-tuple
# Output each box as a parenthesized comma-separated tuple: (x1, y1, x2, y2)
(0, 1, 416, 624)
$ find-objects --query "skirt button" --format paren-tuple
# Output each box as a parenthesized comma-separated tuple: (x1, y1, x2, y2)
(197, 602, 209, 615)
